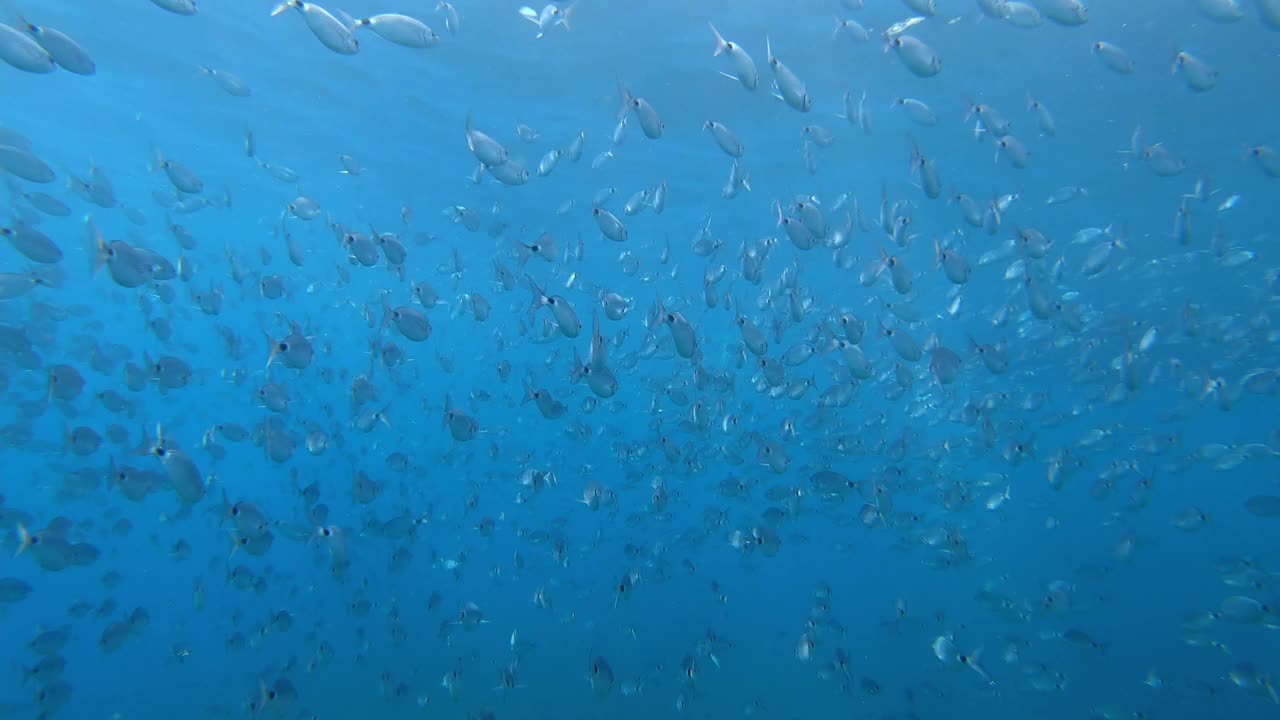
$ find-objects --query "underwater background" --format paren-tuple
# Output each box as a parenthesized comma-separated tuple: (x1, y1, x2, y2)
(2, 0, 1280, 718)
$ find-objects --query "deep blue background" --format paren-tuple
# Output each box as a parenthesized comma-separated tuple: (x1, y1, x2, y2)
(2, 1, 1279, 718)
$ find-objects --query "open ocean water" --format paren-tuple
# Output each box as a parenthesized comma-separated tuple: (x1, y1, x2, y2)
(2, 0, 1280, 718)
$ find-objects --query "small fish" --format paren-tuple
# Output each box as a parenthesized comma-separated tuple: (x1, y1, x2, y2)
(0, 144, 55, 183)
(1171, 49, 1218, 92)
(518, 3, 574, 38)
(0, 23, 53, 74)
(592, 206, 628, 242)
(588, 656, 615, 696)
(892, 97, 937, 126)
(465, 113, 508, 167)
(833, 17, 871, 43)
(151, 0, 198, 15)
(1026, 94, 1057, 136)
(1003, 2, 1044, 28)
(703, 121, 744, 157)
(15, 16, 95, 74)
(1245, 145, 1280, 178)
(270, 1, 359, 55)
(1195, 0, 1244, 22)
(1038, 0, 1089, 25)
(437, 1, 460, 34)
(198, 66, 251, 96)
(1092, 41, 1133, 73)
(527, 275, 581, 338)
(884, 34, 941, 77)
(708, 22, 758, 89)
(618, 81, 664, 139)
(151, 149, 204, 194)
(348, 13, 439, 48)
(996, 136, 1031, 168)
(442, 395, 479, 442)
(765, 36, 811, 112)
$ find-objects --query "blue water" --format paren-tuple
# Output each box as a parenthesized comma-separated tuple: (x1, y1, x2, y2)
(3, 0, 1280, 718)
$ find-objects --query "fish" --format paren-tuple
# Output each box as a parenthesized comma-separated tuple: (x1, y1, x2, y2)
(270, 1, 359, 55)
(348, 13, 439, 48)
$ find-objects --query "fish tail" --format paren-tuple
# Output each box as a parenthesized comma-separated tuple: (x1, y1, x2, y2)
(615, 79, 633, 119)
(337, 9, 362, 29)
(15, 524, 33, 557)
(219, 489, 233, 526)
(261, 329, 281, 370)
(569, 349, 585, 385)
(524, 274, 546, 311)
(149, 146, 165, 174)
(378, 295, 396, 331)
(708, 22, 727, 55)
(85, 217, 107, 277)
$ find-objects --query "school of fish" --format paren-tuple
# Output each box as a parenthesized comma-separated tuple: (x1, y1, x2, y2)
(2, 0, 1280, 718)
